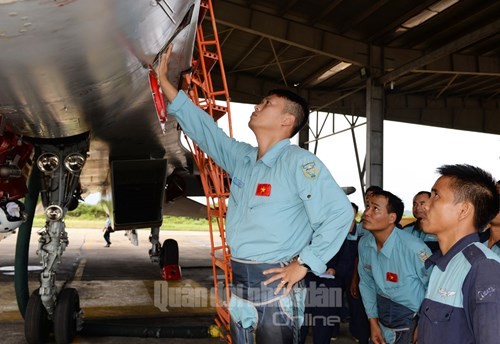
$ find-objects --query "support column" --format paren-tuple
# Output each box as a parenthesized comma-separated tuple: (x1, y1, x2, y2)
(365, 45, 384, 188)
(298, 124, 309, 150)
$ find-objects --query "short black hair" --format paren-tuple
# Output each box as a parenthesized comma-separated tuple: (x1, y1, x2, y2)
(371, 189, 404, 225)
(366, 185, 383, 194)
(415, 190, 431, 198)
(268, 89, 309, 137)
(437, 164, 498, 231)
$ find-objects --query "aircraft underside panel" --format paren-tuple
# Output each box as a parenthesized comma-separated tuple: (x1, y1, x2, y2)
(111, 159, 167, 230)
(0, 0, 201, 196)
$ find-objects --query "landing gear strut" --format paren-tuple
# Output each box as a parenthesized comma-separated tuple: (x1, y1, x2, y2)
(23, 135, 88, 344)
(149, 226, 161, 264)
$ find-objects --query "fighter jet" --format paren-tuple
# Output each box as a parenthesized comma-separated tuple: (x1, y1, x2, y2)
(0, 1, 203, 342)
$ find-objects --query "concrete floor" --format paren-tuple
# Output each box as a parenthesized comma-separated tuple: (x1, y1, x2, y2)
(0, 228, 358, 343)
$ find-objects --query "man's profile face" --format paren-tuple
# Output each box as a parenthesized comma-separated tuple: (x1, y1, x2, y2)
(421, 176, 459, 234)
(248, 94, 288, 133)
(413, 193, 429, 220)
(362, 195, 394, 232)
(491, 210, 500, 227)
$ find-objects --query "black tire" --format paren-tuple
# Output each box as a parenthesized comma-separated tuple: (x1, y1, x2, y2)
(24, 289, 51, 344)
(161, 238, 179, 266)
(53, 288, 80, 344)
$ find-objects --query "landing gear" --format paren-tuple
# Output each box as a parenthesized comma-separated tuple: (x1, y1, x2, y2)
(25, 288, 82, 344)
(25, 289, 51, 344)
(160, 238, 182, 280)
(149, 226, 161, 264)
(21, 135, 89, 344)
(53, 288, 82, 344)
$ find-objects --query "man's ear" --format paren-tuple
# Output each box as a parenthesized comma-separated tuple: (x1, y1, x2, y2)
(388, 212, 397, 225)
(281, 113, 295, 126)
(280, 113, 295, 133)
(458, 201, 474, 223)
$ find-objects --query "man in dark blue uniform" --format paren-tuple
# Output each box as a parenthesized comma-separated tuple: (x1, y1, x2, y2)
(418, 164, 500, 343)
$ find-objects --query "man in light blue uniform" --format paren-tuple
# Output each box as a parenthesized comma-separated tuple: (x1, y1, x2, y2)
(158, 46, 353, 343)
(402, 191, 439, 252)
(349, 186, 383, 344)
(418, 164, 500, 343)
(358, 190, 431, 344)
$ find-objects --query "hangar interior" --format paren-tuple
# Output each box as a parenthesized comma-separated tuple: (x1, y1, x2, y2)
(203, 0, 500, 189)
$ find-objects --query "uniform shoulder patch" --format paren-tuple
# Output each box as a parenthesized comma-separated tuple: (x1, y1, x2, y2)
(476, 285, 498, 303)
(417, 249, 430, 262)
(302, 161, 319, 180)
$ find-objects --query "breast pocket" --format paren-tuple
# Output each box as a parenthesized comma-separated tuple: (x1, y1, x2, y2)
(248, 184, 299, 211)
(420, 302, 458, 344)
(382, 276, 405, 296)
(422, 303, 454, 323)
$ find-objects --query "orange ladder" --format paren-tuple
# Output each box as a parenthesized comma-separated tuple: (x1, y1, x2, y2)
(182, 0, 233, 341)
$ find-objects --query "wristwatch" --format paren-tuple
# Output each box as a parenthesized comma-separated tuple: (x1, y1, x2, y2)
(296, 256, 310, 270)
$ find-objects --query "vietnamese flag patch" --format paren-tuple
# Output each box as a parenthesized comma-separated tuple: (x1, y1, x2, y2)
(386, 272, 398, 283)
(256, 183, 271, 197)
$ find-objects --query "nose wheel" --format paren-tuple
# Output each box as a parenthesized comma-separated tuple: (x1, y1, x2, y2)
(24, 288, 82, 344)
(160, 238, 182, 280)
(25, 289, 51, 344)
(53, 288, 82, 344)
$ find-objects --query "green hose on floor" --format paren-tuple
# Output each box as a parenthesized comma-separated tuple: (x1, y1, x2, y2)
(14, 167, 40, 318)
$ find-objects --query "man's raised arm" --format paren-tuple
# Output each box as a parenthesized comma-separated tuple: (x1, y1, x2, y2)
(157, 45, 179, 103)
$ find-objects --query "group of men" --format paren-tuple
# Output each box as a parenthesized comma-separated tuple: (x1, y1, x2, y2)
(356, 173, 500, 344)
(157, 45, 500, 344)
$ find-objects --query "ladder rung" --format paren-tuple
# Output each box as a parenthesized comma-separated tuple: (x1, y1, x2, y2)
(200, 40, 217, 46)
(209, 90, 227, 97)
(209, 208, 226, 217)
(210, 104, 227, 121)
(202, 51, 218, 73)
(213, 258, 228, 270)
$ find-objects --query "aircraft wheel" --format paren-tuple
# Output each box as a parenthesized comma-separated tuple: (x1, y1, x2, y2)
(161, 238, 179, 267)
(53, 288, 80, 344)
(24, 289, 51, 344)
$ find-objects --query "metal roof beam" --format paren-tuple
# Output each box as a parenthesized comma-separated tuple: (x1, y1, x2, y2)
(340, 0, 388, 33)
(380, 17, 500, 84)
(229, 36, 265, 72)
(256, 45, 291, 76)
(308, 0, 343, 25)
(213, 0, 368, 66)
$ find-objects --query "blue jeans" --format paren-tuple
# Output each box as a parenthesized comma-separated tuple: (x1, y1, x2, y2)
(368, 318, 417, 344)
(229, 258, 305, 344)
(371, 295, 417, 344)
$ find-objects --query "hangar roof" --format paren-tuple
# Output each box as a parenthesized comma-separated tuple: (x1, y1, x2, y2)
(203, 0, 500, 135)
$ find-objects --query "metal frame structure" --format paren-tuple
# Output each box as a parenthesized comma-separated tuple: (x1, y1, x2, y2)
(182, 0, 233, 341)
